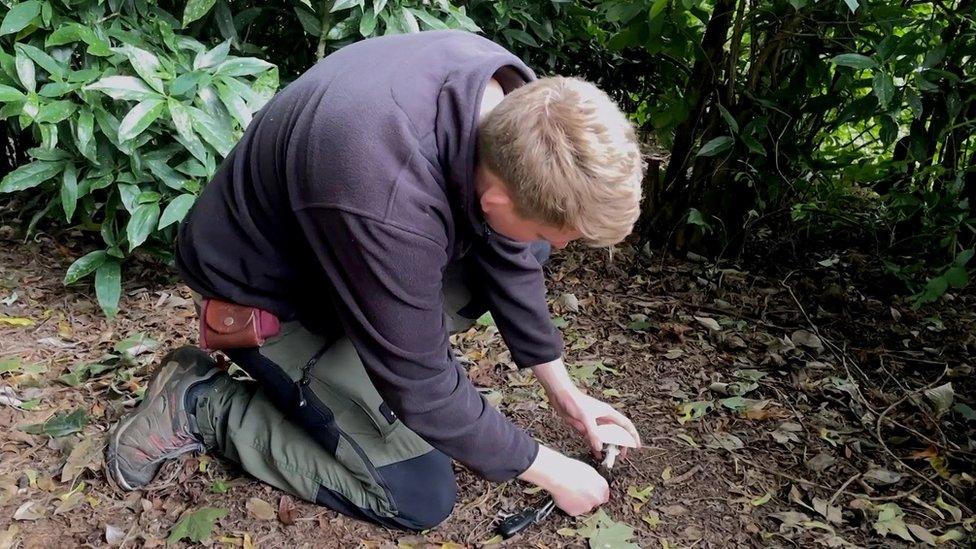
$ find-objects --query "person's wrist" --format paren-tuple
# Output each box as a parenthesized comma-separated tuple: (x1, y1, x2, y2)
(518, 444, 562, 490)
(532, 358, 578, 398)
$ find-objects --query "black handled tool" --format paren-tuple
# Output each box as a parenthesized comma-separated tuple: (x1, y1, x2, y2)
(495, 498, 556, 539)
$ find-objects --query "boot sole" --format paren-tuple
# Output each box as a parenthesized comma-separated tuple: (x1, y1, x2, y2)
(105, 349, 221, 491)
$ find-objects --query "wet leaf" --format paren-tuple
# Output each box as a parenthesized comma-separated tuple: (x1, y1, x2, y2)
(246, 497, 276, 521)
(168, 507, 228, 544)
(873, 503, 913, 542)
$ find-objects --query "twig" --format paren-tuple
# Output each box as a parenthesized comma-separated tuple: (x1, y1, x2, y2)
(826, 473, 860, 508)
(663, 464, 702, 486)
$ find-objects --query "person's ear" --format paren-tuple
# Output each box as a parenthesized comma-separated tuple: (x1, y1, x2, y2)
(479, 184, 512, 216)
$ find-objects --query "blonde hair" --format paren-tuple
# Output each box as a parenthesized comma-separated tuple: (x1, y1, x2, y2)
(478, 76, 644, 247)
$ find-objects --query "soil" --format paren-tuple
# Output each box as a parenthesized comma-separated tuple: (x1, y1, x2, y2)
(0, 231, 973, 548)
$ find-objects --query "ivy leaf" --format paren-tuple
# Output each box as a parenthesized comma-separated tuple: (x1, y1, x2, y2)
(696, 136, 733, 157)
(873, 503, 913, 542)
(0, 1, 41, 36)
(183, 0, 218, 26)
(168, 507, 228, 545)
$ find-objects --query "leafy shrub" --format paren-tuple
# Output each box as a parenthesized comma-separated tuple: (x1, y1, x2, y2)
(0, 0, 277, 316)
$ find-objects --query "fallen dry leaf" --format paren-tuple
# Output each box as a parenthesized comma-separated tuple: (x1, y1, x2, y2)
(246, 497, 276, 521)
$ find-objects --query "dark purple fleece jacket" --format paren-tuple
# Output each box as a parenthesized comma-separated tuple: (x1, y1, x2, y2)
(176, 30, 564, 481)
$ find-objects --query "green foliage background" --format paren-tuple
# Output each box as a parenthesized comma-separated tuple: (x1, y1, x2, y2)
(0, 0, 973, 315)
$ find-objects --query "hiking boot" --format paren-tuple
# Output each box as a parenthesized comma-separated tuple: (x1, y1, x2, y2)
(105, 346, 223, 491)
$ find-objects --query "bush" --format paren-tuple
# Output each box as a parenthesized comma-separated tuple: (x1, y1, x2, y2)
(0, 0, 277, 316)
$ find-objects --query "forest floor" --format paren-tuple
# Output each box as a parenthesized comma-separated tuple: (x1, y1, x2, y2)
(0, 229, 974, 548)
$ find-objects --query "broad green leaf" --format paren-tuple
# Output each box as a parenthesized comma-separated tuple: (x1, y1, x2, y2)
(118, 98, 166, 142)
(20, 408, 89, 438)
(360, 7, 378, 36)
(717, 104, 738, 134)
(112, 45, 165, 94)
(409, 8, 449, 30)
(35, 99, 76, 124)
(954, 249, 974, 267)
(126, 202, 160, 251)
(214, 57, 274, 77)
(400, 7, 420, 33)
(15, 43, 65, 80)
(95, 259, 121, 318)
(168, 508, 228, 545)
(215, 80, 250, 128)
(649, 0, 668, 20)
(0, 1, 41, 36)
(872, 72, 894, 107)
(193, 40, 231, 71)
(502, 28, 537, 47)
(476, 311, 494, 326)
(187, 105, 235, 156)
(60, 163, 78, 221)
(75, 107, 95, 161)
(158, 194, 196, 229)
(829, 53, 876, 69)
(0, 83, 24, 101)
(15, 49, 35, 92)
(46, 23, 83, 46)
(38, 81, 75, 97)
(85, 76, 159, 101)
(331, 0, 360, 12)
(214, 1, 237, 42)
(696, 136, 734, 157)
(64, 250, 108, 285)
(183, 0, 218, 26)
(145, 159, 187, 190)
(167, 99, 208, 162)
(944, 266, 968, 288)
(922, 45, 947, 69)
(0, 160, 63, 193)
(294, 6, 322, 37)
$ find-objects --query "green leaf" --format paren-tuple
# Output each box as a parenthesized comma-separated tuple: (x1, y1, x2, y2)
(0, 160, 63, 193)
(873, 503, 913, 542)
(944, 266, 968, 288)
(158, 194, 196, 229)
(193, 40, 231, 70)
(214, 57, 274, 77)
(872, 72, 894, 107)
(360, 7, 378, 36)
(696, 136, 733, 157)
(64, 250, 108, 285)
(21, 408, 89, 438)
(15, 49, 35, 92)
(0, 1, 41, 36)
(215, 80, 250, 128)
(922, 45, 947, 69)
(35, 99, 76, 124)
(649, 0, 668, 20)
(167, 99, 207, 163)
(183, 0, 218, 26)
(502, 28, 538, 47)
(60, 163, 78, 221)
(75, 107, 95, 160)
(187, 105, 235, 156)
(113, 45, 165, 94)
(400, 7, 420, 33)
(476, 311, 494, 327)
(829, 53, 876, 69)
(0, 83, 24, 101)
(409, 8, 449, 31)
(118, 98, 166, 142)
(85, 76, 159, 101)
(38, 81, 75, 97)
(126, 202, 161, 251)
(168, 507, 228, 545)
(954, 249, 974, 267)
(578, 509, 639, 549)
(15, 43, 65, 80)
(331, 0, 360, 12)
(842, 0, 859, 13)
(294, 6, 322, 37)
(46, 23, 83, 46)
(95, 259, 121, 318)
(717, 104, 738, 134)
(57, 366, 90, 387)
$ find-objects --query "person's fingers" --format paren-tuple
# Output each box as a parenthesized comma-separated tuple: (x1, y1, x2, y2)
(584, 416, 603, 457)
(601, 408, 642, 448)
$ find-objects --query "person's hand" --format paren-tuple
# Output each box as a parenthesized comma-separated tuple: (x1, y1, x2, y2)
(549, 388, 642, 460)
(519, 445, 609, 515)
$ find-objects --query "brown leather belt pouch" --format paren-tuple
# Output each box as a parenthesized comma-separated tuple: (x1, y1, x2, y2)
(199, 298, 281, 351)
